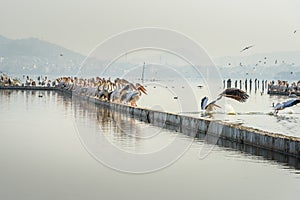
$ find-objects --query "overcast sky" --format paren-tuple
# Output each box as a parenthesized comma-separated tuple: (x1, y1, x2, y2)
(0, 0, 300, 58)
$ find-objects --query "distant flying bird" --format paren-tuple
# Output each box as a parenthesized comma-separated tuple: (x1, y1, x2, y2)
(240, 45, 254, 52)
(275, 60, 277, 64)
(294, 30, 298, 34)
(201, 88, 249, 111)
(60, 54, 63, 56)
(274, 99, 300, 114)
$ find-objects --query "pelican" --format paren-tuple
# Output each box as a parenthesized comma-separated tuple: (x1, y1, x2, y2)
(97, 80, 111, 101)
(274, 99, 300, 114)
(119, 83, 136, 103)
(201, 88, 249, 111)
(125, 83, 147, 106)
(201, 96, 222, 111)
(110, 78, 128, 103)
(240, 45, 254, 52)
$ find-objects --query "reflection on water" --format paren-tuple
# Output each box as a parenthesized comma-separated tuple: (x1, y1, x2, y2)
(1, 90, 300, 199)
(70, 91, 300, 173)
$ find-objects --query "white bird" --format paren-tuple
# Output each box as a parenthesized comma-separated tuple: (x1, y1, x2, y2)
(125, 83, 147, 106)
(201, 88, 249, 111)
(274, 99, 300, 114)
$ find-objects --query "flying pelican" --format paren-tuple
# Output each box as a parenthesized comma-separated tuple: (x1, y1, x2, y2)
(201, 88, 249, 111)
(240, 45, 254, 52)
(201, 96, 222, 111)
(274, 99, 300, 114)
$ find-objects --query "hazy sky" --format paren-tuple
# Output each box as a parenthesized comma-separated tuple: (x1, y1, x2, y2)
(0, 0, 300, 58)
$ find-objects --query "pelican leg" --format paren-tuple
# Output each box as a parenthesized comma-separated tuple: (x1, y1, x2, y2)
(130, 101, 137, 107)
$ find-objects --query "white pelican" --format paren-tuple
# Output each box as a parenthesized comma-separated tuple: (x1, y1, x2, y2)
(119, 83, 136, 103)
(274, 99, 300, 114)
(201, 88, 249, 111)
(125, 83, 147, 106)
(110, 78, 128, 103)
(97, 80, 112, 101)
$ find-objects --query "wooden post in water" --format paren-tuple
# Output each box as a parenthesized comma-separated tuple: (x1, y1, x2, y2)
(141, 62, 145, 83)
(227, 79, 232, 88)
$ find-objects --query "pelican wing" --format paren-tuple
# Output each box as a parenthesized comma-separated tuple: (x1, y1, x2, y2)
(126, 91, 139, 103)
(283, 99, 300, 109)
(220, 88, 249, 102)
(201, 97, 208, 110)
(274, 103, 283, 110)
(206, 103, 221, 111)
(201, 96, 221, 111)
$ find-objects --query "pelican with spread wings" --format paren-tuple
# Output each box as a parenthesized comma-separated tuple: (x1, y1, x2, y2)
(201, 88, 249, 111)
(274, 99, 300, 114)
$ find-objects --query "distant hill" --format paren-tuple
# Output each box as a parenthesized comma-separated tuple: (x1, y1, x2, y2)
(1, 34, 299, 81)
(0, 35, 85, 75)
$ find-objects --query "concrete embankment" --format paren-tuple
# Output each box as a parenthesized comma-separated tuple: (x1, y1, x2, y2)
(69, 89, 300, 158)
(1, 86, 300, 158)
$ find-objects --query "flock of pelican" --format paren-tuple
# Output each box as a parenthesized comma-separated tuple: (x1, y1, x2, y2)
(55, 76, 300, 115)
(2, 73, 299, 115)
(56, 77, 147, 106)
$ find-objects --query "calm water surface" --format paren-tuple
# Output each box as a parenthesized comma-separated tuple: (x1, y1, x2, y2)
(0, 90, 300, 200)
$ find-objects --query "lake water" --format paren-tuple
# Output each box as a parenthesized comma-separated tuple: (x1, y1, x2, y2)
(137, 80, 300, 137)
(0, 89, 300, 200)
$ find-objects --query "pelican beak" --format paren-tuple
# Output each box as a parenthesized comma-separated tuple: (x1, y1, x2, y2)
(140, 86, 147, 95)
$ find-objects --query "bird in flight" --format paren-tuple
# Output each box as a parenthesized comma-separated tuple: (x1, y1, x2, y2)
(240, 45, 254, 52)
(294, 30, 299, 34)
(274, 99, 300, 114)
(201, 88, 249, 111)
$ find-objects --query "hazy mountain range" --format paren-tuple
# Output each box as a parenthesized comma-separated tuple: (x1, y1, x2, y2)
(0, 35, 85, 75)
(0, 35, 299, 81)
